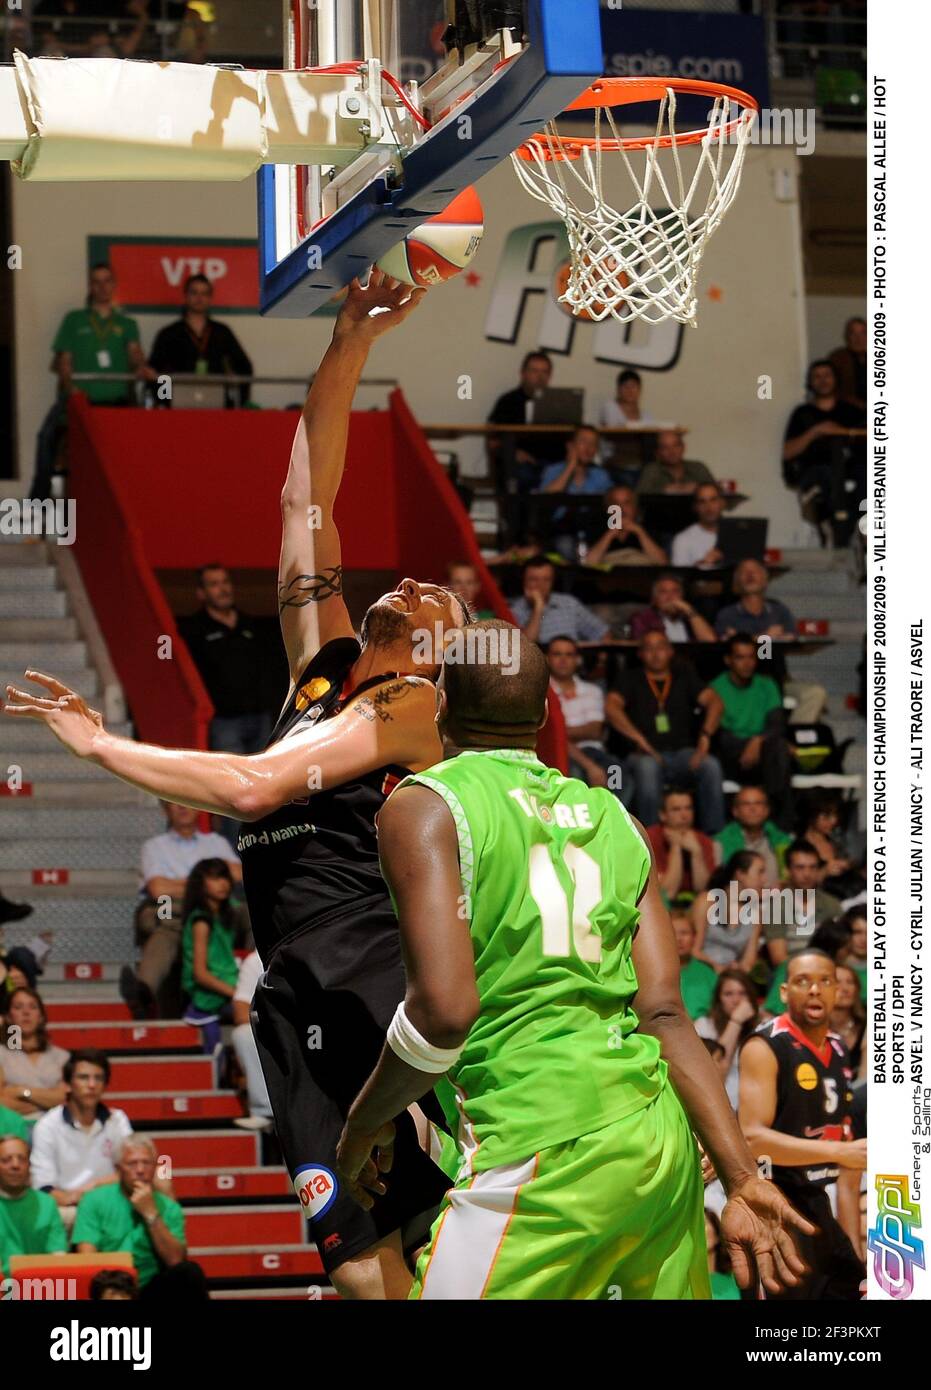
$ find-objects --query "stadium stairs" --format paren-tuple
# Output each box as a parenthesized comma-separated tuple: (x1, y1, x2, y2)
(0, 537, 335, 1297)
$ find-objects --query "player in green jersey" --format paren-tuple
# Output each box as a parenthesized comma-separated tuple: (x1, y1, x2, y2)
(337, 621, 814, 1299)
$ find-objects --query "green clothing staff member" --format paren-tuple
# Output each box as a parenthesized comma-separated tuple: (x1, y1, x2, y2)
(0, 1135, 67, 1276)
(29, 263, 147, 502)
(73, 1136, 187, 1290)
(53, 264, 144, 405)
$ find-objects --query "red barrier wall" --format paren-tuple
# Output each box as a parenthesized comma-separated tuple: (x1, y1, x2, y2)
(68, 393, 567, 770)
(68, 398, 213, 750)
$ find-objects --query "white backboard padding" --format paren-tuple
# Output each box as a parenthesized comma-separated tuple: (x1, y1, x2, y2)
(2, 54, 368, 181)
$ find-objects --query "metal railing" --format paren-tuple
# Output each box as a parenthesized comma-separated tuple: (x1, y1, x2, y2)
(67, 371, 399, 412)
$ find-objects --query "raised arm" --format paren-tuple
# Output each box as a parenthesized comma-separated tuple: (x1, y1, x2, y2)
(278, 274, 426, 683)
(2, 671, 440, 822)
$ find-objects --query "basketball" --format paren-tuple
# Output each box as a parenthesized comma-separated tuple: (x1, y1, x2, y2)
(376, 186, 484, 287)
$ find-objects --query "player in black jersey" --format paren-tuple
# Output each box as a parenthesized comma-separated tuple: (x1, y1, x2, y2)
(739, 950, 867, 1299)
(1, 274, 475, 1299)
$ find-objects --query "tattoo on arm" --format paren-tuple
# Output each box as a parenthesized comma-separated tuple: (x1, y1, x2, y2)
(370, 680, 417, 723)
(354, 699, 377, 724)
(278, 568, 343, 612)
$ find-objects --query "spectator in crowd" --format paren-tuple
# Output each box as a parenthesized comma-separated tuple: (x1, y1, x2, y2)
(486, 351, 566, 492)
(715, 786, 792, 887)
(539, 425, 614, 497)
(605, 631, 725, 832)
(782, 360, 866, 537)
(446, 561, 494, 621)
(695, 968, 760, 1108)
(705, 1208, 740, 1300)
(670, 483, 726, 569)
(629, 573, 717, 643)
(181, 859, 239, 1053)
(830, 963, 866, 1078)
(636, 429, 714, 495)
(673, 911, 717, 1022)
(714, 558, 827, 725)
(798, 790, 864, 898)
(764, 839, 843, 969)
(599, 369, 659, 430)
(710, 635, 793, 826)
(231, 950, 273, 1132)
(73, 1135, 207, 1302)
(546, 636, 623, 797)
(0, 988, 69, 1119)
(585, 486, 668, 567)
(739, 952, 867, 1299)
(0, 1136, 67, 1275)
(507, 556, 611, 645)
(148, 274, 253, 406)
(537, 426, 615, 559)
(28, 262, 146, 501)
(646, 787, 717, 902)
(180, 565, 277, 756)
(90, 1267, 138, 1300)
(0, 890, 32, 927)
(122, 801, 245, 1021)
(829, 316, 867, 410)
(690, 851, 766, 973)
(29, 1049, 132, 1229)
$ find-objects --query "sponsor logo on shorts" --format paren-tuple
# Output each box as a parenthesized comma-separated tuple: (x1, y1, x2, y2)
(322, 1233, 342, 1254)
(293, 1164, 339, 1220)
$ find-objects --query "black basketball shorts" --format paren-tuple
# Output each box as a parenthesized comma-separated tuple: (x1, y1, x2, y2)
(251, 906, 452, 1276)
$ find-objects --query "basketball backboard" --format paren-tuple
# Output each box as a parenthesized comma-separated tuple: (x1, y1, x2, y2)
(258, 0, 604, 317)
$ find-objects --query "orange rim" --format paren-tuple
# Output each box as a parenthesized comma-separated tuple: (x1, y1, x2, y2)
(516, 76, 759, 160)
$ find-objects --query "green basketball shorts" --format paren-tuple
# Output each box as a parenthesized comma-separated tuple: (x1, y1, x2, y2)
(410, 1083, 710, 1300)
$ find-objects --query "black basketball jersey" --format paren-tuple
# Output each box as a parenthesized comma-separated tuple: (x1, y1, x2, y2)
(237, 637, 413, 963)
(751, 1014, 854, 1193)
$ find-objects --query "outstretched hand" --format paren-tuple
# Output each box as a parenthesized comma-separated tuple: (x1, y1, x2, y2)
(1, 670, 105, 759)
(720, 1175, 816, 1295)
(334, 270, 426, 342)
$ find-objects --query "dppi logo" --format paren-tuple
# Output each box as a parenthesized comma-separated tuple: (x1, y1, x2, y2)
(485, 221, 685, 370)
(868, 1174, 926, 1298)
(293, 1165, 338, 1220)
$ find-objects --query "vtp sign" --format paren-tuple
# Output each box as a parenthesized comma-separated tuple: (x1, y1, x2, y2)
(87, 235, 259, 313)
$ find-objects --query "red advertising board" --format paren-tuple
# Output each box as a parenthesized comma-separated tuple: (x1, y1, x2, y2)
(87, 236, 259, 312)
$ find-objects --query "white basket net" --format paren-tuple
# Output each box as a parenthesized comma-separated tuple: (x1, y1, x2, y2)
(511, 89, 757, 326)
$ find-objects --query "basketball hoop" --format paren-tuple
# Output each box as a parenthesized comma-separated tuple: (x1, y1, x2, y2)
(512, 77, 759, 326)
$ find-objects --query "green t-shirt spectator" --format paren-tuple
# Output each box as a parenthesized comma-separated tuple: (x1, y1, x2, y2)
(53, 308, 140, 404)
(0, 1188, 68, 1275)
(680, 957, 717, 1021)
(182, 911, 238, 1014)
(0, 1106, 29, 1143)
(715, 818, 792, 874)
(72, 1184, 185, 1289)
(710, 672, 783, 741)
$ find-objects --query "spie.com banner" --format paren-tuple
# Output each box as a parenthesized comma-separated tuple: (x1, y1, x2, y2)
(86, 235, 259, 312)
(868, 8, 930, 1301)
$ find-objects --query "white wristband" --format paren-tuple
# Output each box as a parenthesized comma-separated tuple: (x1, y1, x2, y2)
(386, 1001, 464, 1075)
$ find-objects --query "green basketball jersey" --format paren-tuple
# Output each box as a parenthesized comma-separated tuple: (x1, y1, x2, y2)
(398, 748, 668, 1174)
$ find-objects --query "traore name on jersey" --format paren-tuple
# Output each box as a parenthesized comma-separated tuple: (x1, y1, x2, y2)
(236, 637, 412, 962)
(751, 1013, 854, 1191)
